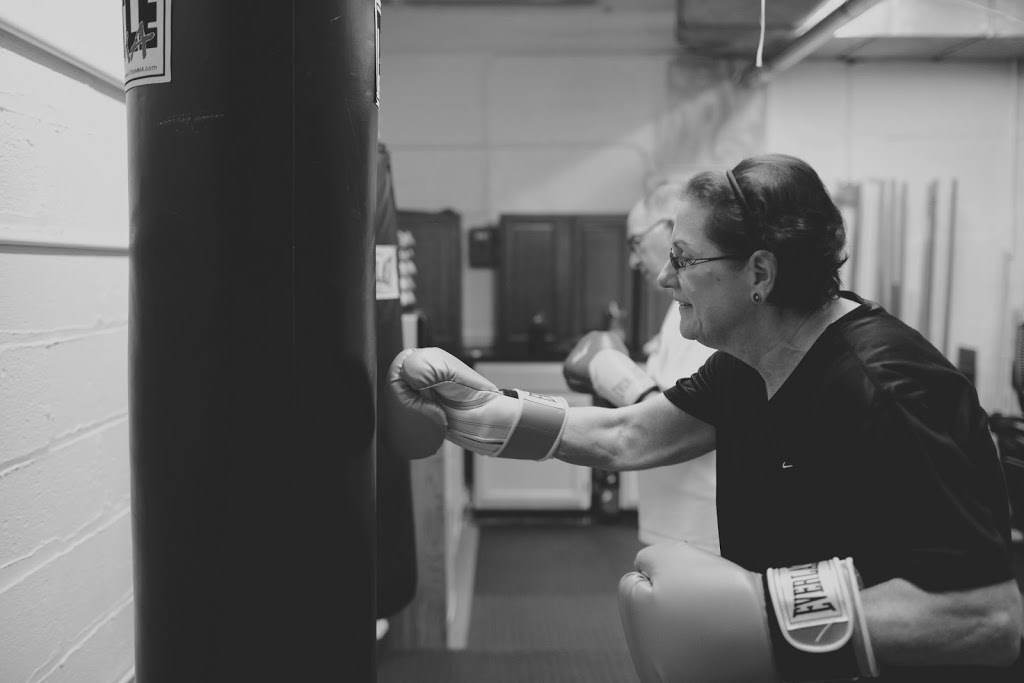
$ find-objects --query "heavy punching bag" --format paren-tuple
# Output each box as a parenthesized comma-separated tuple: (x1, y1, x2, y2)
(374, 143, 417, 620)
(125, 2, 379, 681)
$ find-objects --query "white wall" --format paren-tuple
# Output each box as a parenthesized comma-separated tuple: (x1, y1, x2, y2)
(0, 5, 134, 682)
(766, 60, 1024, 412)
(380, 7, 1023, 413)
(380, 50, 666, 348)
(380, 7, 765, 348)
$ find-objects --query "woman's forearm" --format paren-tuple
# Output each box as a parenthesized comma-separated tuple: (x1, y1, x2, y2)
(555, 405, 633, 471)
(554, 395, 717, 472)
(864, 577, 1023, 668)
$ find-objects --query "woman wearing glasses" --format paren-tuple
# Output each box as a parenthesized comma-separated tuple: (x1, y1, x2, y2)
(386, 154, 1023, 682)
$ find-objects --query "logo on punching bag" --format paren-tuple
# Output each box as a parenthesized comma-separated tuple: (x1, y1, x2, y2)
(123, 0, 172, 91)
(376, 245, 400, 301)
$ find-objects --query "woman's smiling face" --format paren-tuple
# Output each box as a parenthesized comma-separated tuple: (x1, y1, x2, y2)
(657, 199, 750, 349)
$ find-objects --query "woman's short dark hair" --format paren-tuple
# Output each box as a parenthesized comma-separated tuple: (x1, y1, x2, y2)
(682, 153, 847, 312)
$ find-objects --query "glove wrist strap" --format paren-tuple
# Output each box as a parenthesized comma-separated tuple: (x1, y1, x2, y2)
(762, 558, 879, 681)
(491, 390, 568, 461)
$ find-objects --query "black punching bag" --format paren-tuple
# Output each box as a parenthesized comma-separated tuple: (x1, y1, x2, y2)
(374, 143, 417, 619)
(125, 2, 379, 681)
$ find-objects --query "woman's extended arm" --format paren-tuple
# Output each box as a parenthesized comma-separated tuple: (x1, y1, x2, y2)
(864, 577, 1024, 667)
(386, 347, 715, 465)
(555, 394, 716, 472)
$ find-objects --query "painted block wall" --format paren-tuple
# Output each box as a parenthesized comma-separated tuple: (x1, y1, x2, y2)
(380, 7, 1023, 414)
(766, 60, 1024, 413)
(0, 14, 134, 683)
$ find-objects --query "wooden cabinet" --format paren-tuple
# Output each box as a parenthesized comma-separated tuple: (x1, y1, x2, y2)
(497, 214, 633, 357)
(398, 209, 463, 354)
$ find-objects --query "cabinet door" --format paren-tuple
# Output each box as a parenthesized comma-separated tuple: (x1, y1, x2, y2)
(398, 210, 463, 353)
(497, 216, 572, 356)
(572, 215, 632, 347)
(498, 214, 633, 356)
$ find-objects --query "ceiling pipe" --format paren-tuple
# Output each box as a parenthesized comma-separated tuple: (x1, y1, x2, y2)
(742, 0, 886, 86)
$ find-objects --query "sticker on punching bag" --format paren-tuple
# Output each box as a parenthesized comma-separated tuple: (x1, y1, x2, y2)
(122, 0, 172, 91)
(376, 245, 400, 300)
(375, 0, 382, 107)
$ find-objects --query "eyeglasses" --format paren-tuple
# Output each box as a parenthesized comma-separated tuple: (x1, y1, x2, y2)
(667, 251, 745, 271)
(628, 218, 671, 252)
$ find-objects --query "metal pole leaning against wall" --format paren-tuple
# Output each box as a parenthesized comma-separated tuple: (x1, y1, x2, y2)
(124, 1, 379, 680)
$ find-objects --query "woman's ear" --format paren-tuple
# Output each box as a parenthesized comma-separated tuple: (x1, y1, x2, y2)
(748, 249, 778, 297)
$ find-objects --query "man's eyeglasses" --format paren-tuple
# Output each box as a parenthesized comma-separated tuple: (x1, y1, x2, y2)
(628, 218, 671, 252)
(667, 251, 745, 271)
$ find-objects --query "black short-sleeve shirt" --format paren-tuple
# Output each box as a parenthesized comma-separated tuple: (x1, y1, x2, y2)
(663, 292, 1019, 681)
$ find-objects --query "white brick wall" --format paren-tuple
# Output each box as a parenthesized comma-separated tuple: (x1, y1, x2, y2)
(0, 4, 134, 681)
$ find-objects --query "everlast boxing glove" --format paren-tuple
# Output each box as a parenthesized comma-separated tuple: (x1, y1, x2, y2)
(619, 542, 879, 683)
(563, 331, 658, 406)
(387, 347, 568, 461)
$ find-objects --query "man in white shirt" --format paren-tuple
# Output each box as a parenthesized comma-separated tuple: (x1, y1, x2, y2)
(626, 181, 720, 554)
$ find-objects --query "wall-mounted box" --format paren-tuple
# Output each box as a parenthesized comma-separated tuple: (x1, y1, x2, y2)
(468, 226, 498, 268)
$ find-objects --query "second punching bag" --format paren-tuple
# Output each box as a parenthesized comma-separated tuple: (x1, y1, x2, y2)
(126, 2, 379, 681)
(374, 142, 418, 621)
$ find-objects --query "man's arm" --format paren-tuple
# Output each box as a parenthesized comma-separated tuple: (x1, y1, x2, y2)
(555, 394, 716, 472)
(864, 577, 1024, 667)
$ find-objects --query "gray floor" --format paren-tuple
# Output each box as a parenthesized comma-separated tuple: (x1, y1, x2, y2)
(377, 516, 643, 683)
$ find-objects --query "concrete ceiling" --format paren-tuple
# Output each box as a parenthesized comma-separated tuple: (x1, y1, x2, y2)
(675, 0, 1024, 62)
(382, 0, 1024, 62)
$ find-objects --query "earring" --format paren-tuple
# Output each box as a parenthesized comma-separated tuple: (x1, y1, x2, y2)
(752, 292, 762, 304)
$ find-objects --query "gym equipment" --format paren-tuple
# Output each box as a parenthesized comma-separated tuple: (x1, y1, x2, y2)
(126, 2, 379, 680)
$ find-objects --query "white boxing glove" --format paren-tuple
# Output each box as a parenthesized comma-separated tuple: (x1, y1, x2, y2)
(619, 542, 878, 683)
(563, 332, 658, 406)
(587, 348, 659, 407)
(563, 330, 630, 394)
(387, 347, 568, 461)
(382, 349, 448, 460)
